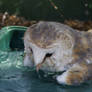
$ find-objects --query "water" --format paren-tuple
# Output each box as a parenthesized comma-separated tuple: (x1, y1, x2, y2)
(0, 51, 92, 92)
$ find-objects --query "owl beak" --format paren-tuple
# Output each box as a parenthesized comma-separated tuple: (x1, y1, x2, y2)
(36, 63, 42, 72)
(32, 48, 46, 71)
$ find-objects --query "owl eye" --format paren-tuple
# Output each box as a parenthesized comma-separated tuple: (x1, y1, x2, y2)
(46, 53, 53, 58)
(29, 47, 33, 54)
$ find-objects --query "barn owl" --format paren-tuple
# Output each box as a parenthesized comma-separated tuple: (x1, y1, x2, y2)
(23, 21, 92, 85)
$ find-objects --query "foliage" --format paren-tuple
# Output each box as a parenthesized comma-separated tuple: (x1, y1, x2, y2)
(0, 0, 92, 20)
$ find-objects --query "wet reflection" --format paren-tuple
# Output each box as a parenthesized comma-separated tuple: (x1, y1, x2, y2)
(0, 51, 92, 92)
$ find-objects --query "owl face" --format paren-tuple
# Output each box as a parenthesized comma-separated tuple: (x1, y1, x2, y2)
(23, 21, 75, 71)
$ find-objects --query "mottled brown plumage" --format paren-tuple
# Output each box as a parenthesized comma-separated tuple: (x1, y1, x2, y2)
(23, 21, 92, 86)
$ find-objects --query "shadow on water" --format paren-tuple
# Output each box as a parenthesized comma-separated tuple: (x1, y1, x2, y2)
(0, 64, 92, 92)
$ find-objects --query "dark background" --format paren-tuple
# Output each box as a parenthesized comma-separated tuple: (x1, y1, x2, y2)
(0, 0, 92, 22)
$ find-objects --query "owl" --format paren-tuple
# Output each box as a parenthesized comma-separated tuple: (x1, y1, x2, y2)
(23, 21, 92, 86)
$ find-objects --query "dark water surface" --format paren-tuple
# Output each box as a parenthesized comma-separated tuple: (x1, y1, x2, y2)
(0, 51, 92, 92)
